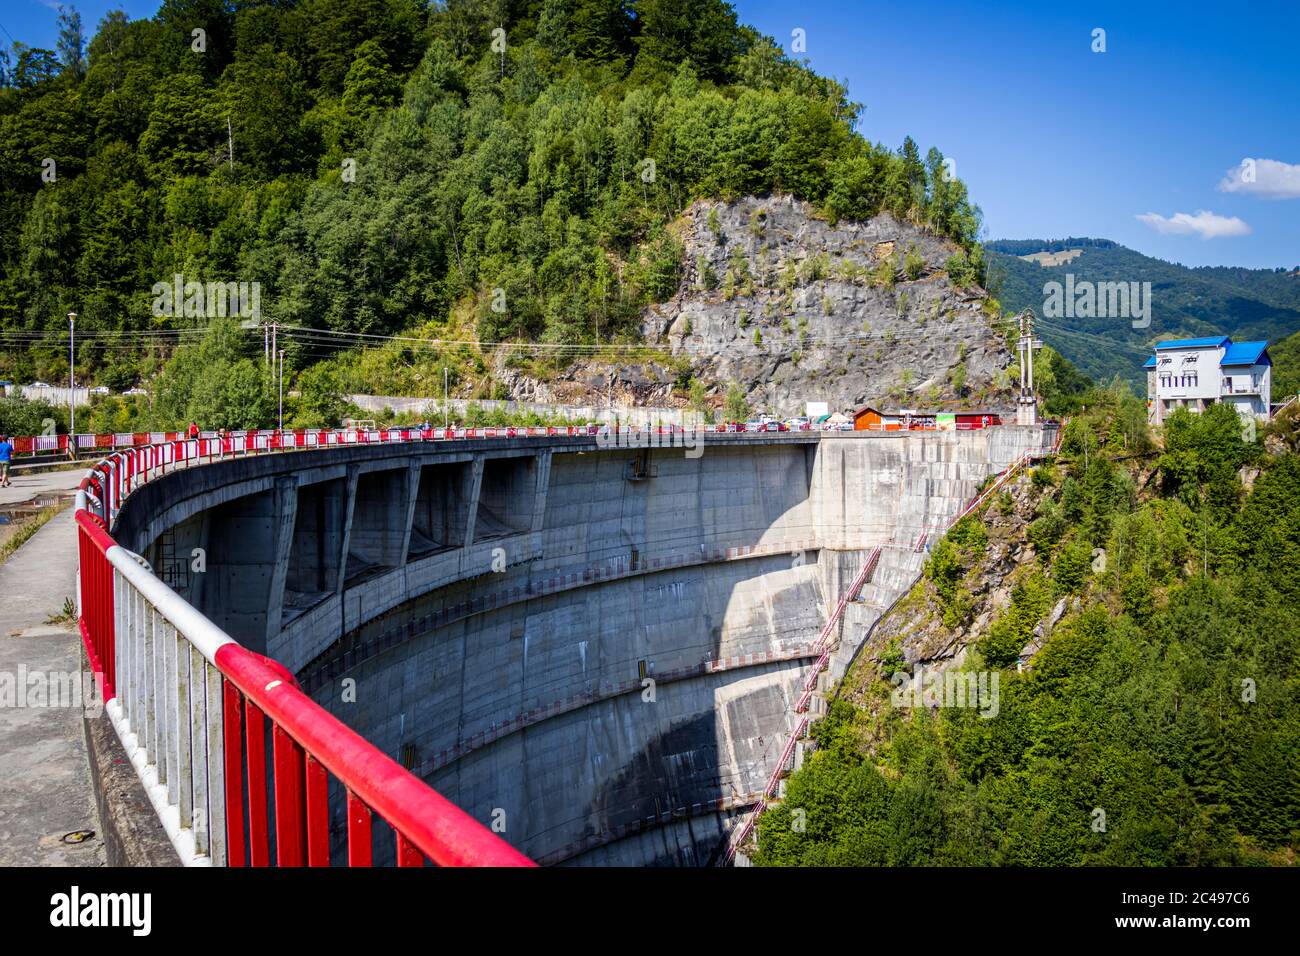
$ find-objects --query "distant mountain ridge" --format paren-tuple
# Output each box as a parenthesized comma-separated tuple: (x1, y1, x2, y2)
(984, 238, 1300, 385)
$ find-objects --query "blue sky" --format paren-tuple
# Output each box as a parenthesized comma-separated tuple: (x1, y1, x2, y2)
(4, 0, 1296, 269)
(735, 0, 1300, 269)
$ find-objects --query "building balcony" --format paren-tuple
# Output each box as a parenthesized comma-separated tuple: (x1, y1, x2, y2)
(1222, 384, 1261, 395)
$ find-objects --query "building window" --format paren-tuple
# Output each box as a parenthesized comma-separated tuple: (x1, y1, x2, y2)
(1187, 372, 1197, 387)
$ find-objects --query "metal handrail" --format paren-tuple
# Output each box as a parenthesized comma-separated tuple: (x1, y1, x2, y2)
(75, 430, 535, 867)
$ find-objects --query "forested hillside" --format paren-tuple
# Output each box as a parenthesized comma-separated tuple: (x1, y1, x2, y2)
(755, 394, 1300, 865)
(0, 0, 984, 432)
(1267, 327, 1300, 398)
(985, 239, 1300, 387)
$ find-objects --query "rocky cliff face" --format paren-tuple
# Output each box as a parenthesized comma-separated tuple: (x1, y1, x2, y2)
(646, 195, 1012, 416)
(497, 195, 1014, 416)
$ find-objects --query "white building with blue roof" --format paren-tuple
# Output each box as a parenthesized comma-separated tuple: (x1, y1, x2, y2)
(1144, 336, 1271, 426)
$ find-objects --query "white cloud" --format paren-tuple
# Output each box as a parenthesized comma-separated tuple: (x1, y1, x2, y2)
(1135, 210, 1251, 240)
(1218, 158, 1300, 199)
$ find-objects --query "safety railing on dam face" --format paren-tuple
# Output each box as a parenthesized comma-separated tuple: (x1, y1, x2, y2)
(722, 547, 882, 864)
(74, 423, 799, 524)
(75, 428, 540, 866)
(12, 415, 1022, 464)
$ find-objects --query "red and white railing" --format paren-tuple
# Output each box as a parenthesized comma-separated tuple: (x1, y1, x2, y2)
(8, 415, 1027, 462)
(13, 422, 791, 460)
(75, 429, 535, 866)
(73, 420, 1058, 866)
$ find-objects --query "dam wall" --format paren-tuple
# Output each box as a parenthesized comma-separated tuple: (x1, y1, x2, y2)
(111, 425, 1051, 865)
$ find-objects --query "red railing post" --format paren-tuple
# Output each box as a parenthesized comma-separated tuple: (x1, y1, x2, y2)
(347, 791, 372, 866)
(305, 755, 330, 867)
(245, 700, 270, 866)
(223, 679, 247, 867)
(272, 725, 306, 866)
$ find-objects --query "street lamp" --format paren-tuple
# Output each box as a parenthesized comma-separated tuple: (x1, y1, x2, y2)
(67, 312, 77, 453)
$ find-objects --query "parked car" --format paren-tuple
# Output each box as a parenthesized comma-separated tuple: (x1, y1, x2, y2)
(30, 380, 51, 388)
(123, 387, 148, 396)
(90, 385, 109, 395)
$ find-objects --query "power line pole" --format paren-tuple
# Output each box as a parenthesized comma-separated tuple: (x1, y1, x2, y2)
(278, 349, 285, 431)
(1017, 309, 1042, 426)
(68, 311, 77, 448)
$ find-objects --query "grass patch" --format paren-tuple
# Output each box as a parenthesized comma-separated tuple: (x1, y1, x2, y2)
(45, 596, 76, 625)
(0, 501, 70, 567)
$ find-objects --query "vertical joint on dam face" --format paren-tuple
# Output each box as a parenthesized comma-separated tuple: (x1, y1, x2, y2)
(265, 477, 299, 647)
(397, 462, 421, 566)
(463, 457, 484, 546)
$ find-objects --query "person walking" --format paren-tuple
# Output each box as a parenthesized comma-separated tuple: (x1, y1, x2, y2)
(187, 421, 200, 440)
(0, 434, 13, 487)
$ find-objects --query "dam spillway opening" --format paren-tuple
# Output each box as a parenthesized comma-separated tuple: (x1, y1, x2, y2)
(111, 427, 1050, 866)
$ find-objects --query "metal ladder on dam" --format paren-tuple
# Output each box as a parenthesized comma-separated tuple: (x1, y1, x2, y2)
(723, 546, 883, 864)
(722, 434, 1064, 864)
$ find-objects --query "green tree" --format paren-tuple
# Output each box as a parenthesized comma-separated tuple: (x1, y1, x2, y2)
(722, 380, 749, 422)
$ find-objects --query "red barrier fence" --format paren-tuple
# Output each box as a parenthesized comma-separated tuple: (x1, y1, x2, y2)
(75, 434, 535, 867)
(74, 419, 1058, 866)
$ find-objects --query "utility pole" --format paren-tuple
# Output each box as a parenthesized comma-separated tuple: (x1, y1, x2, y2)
(1017, 309, 1042, 426)
(278, 349, 285, 431)
(68, 312, 77, 449)
(443, 366, 449, 428)
(227, 116, 234, 171)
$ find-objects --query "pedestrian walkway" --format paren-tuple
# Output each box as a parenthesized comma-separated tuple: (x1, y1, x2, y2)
(0, 465, 84, 508)
(0, 504, 106, 865)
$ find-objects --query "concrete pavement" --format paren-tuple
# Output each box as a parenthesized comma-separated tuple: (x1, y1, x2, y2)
(0, 502, 106, 865)
(0, 466, 85, 508)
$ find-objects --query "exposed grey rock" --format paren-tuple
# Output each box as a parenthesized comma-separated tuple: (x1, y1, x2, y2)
(1047, 596, 1068, 630)
(641, 196, 1013, 416)
(494, 195, 1015, 416)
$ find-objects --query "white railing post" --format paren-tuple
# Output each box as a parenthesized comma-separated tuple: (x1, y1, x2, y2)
(202, 665, 223, 868)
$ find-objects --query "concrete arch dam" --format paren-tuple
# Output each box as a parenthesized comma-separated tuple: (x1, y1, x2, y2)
(110, 426, 1049, 866)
